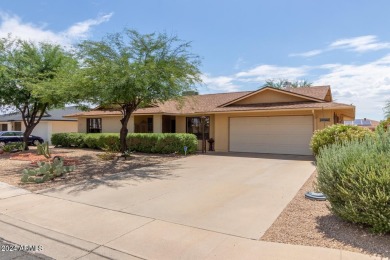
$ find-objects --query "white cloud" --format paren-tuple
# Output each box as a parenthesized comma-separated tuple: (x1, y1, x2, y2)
(0, 12, 112, 46)
(65, 13, 112, 39)
(200, 74, 241, 93)
(291, 35, 390, 57)
(289, 49, 323, 57)
(330, 35, 390, 52)
(314, 56, 390, 119)
(235, 64, 308, 82)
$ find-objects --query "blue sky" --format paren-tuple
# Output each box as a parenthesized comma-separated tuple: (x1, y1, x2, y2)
(1, 0, 389, 120)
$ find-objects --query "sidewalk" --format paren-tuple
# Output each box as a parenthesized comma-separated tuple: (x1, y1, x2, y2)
(0, 183, 382, 260)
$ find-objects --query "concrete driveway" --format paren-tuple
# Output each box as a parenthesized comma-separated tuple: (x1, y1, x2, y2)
(45, 153, 315, 239)
(1, 153, 379, 259)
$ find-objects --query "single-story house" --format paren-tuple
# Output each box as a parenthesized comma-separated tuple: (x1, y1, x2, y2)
(344, 118, 379, 131)
(65, 86, 355, 155)
(0, 107, 82, 144)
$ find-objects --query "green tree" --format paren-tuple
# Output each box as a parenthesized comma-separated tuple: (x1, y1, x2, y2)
(77, 29, 201, 152)
(263, 79, 312, 89)
(384, 100, 390, 119)
(0, 37, 80, 150)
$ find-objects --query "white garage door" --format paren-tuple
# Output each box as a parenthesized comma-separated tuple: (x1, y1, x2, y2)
(32, 122, 49, 143)
(229, 116, 313, 155)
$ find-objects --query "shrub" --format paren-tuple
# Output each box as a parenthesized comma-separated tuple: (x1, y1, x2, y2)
(83, 134, 101, 149)
(126, 133, 197, 154)
(2, 142, 24, 152)
(316, 129, 390, 234)
(310, 124, 374, 155)
(51, 132, 197, 154)
(377, 118, 390, 131)
(51, 133, 85, 147)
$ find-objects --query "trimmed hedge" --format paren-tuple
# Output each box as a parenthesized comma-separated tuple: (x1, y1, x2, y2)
(316, 129, 390, 234)
(51, 133, 197, 154)
(310, 124, 374, 155)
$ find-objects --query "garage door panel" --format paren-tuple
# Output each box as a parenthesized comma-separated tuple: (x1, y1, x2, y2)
(229, 116, 313, 155)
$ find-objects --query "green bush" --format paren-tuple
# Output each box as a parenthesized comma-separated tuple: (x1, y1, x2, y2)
(377, 118, 390, 131)
(316, 129, 390, 234)
(310, 124, 373, 155)
(2, 142, 24, 152)
(51, 132, 197, 154)
(51, 133, 85, 147)
(126, 133, 197, 154)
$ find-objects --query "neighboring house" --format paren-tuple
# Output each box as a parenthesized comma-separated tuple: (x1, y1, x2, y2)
(344, 118, 379, 131)
(65, 86, 355, 155)
(0, 107, 82, 144)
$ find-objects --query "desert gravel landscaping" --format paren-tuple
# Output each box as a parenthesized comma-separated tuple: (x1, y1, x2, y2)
(261, 171, 390, 258)
(0, 147, 184, 192)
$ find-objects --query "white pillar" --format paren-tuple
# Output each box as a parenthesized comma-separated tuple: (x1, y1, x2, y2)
(7, 122, 12, 131)
(153, 115, 162, 133)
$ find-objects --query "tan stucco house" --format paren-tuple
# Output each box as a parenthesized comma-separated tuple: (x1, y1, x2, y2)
(65, 86, 355, 155)
(0, 107, 81, 144)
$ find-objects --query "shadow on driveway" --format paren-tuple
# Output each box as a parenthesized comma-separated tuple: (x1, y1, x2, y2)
(41, 160, 182, 195)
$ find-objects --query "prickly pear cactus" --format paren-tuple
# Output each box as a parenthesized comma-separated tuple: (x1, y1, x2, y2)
(37, 142, 51, 159)
(21, 158, 75, 183)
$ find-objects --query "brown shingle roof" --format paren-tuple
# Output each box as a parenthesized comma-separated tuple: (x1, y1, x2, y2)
(64, 86, 351, 117)
(285, 85, 330, 100)
(211, 101, 353, 112)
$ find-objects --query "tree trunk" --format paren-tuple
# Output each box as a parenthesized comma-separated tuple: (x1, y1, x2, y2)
(19, 102, 48, 151)
(119, 107, 133, 153)
(23, 126, 34, 151)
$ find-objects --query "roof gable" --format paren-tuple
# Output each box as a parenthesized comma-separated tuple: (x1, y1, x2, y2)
(286, 85, 331, 101)
(220, 87, 325, 107)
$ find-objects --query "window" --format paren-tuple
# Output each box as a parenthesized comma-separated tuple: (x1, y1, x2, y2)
(147, 117, 153, 132)
(186, 116, 210, 140)
(87, 118, 102, 133)
(14, 122, 21, 131)
(1, 124, 7, 131)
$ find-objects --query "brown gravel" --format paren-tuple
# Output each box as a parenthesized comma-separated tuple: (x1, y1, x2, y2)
(0, 147, 185, 192)
(261, 171, 390, 258)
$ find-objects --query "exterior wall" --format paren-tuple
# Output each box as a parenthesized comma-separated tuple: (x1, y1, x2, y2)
(153, 115, 162, 133)
(102, 117, 122, 133)
(175, 116, 186, 133)
(51, 121, 78, 134)
(78, 118, 87, 133)
(78, 116, 135, 133)
(235, 90, 308, 105)
(313, 110, 334, 131)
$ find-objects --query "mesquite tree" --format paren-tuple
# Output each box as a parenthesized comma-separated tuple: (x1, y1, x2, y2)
(77, 29, 201, 152)
(0, 37, 79, 150)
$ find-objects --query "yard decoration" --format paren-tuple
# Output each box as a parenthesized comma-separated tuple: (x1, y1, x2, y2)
(305, 191, 326, 201)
